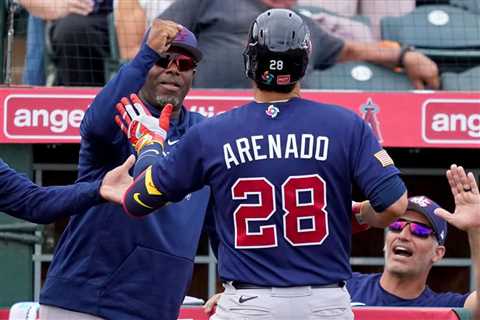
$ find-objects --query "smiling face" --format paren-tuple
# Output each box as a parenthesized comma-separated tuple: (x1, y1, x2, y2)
(384, 210, 445, 278)
(140, 47, 196, 113)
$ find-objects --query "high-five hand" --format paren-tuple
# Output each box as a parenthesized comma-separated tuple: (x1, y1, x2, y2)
(114, 94, 173, 153)
(99, 155, 135, 204)
(435, 164, 480, 231)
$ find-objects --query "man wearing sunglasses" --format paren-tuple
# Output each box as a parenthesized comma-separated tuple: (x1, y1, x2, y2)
(38, 20, 216, 320)
(347, 165, 479, 310)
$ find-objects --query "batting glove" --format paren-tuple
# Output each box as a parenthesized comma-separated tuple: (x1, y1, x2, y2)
(114, 94, 173, 153)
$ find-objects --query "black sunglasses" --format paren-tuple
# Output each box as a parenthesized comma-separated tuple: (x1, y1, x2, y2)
(155, 53, 197, 72)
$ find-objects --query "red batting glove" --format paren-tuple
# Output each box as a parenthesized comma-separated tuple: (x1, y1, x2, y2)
(352, 201, 371, 234)
(114, 94, 173, 153)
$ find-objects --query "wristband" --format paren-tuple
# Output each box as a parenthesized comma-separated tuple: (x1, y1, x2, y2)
(397, 45, 415, 68)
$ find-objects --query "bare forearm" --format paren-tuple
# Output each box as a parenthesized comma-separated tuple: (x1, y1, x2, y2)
(337, 41, 401, 69)
(17, 0, 68, 20)
(115, 0, 146, 60)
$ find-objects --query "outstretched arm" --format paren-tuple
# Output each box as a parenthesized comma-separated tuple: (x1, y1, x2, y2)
(435, 164, 480, 311)
(0, 156, 134, 223)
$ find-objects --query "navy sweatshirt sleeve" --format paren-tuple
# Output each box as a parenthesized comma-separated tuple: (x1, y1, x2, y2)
(80, 42, 160, 143)
(0, 159, 102, 224)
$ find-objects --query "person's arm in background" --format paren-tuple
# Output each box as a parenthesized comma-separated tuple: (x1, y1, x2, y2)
(436, 164, 480, 312)
(303, 13, 439, 90)
(114, 0, 147, 60)
(337, 41, 439, 90)
(0, 156, 133, 224)
(17, 0, 93, 20)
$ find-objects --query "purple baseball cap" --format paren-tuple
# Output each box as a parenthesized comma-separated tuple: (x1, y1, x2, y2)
(170, 26, 203, 62)
(407, 196, 448, 245)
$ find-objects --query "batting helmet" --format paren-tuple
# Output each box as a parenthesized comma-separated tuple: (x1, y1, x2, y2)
(243, 9, 311, 92)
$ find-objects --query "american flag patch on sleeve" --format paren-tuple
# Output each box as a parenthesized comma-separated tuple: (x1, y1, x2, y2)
(374, 149, 394, 167)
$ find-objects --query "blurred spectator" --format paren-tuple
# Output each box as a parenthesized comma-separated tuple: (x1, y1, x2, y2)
(297, 6, 375, 42)
(298, 0, 415, 40)
(158, 0, 439, 90)
(19, 0, 113, 86)
(22, 15, 46, 85)
(114, 0, 174, 60)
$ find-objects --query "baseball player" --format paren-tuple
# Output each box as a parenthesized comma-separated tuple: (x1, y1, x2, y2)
(121, 9, 408, 320)
(39, 21, 215, 320)
(0, 156, 133, 223)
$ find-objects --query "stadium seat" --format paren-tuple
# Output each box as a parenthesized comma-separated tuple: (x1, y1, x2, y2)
(441, 65, 480, 90)
(302, 62, 414, 91)
(380, 5, 480, 71)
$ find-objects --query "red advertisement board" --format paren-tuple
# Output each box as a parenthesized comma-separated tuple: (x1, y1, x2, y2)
(0, 86, 479, 148)
(0, 306, 462, 320)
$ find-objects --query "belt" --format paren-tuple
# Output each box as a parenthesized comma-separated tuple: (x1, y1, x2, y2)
(229, 281, 345, 290)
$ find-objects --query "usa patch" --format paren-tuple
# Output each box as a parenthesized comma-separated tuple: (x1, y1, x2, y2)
(374, 149, 394, 167)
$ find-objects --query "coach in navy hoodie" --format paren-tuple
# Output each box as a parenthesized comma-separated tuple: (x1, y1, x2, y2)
(39, 20, 213, 320)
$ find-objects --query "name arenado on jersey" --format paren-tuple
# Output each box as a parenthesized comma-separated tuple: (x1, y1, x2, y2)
(223, 134, 329, 169)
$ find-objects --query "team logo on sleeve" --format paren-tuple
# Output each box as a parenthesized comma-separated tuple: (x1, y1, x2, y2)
(374, 149, 394, 167)
(265, 105, 279, 118)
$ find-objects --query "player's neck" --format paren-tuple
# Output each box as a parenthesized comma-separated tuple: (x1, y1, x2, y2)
(379, 270, 428, 299)
(254, 83, 301, 103)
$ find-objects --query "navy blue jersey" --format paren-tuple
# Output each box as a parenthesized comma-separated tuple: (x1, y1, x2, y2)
(150, 98, 402, 286)
(347, 273, 469, 307)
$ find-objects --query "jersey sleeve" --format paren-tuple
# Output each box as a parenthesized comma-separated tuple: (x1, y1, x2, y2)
(351, 116, 403, 209)
(123, 125, 207, 217)
(0, 159, 102, 224)
(150, 125, 207, 201)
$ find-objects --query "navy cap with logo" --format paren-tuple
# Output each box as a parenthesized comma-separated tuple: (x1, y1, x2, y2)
(407, 196, 448, 245)
(143, 25, 203, 62)
(170, 27, 203, 62)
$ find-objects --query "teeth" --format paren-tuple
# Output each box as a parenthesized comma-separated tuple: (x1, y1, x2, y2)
(393, 245, 412, 256)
